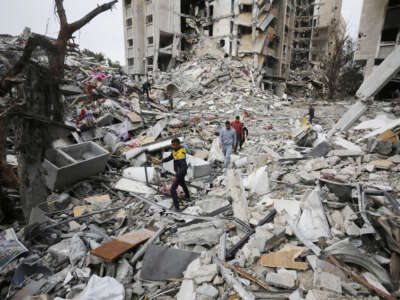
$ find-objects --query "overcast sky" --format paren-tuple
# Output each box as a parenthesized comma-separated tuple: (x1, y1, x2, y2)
(1, 0, 363, 65)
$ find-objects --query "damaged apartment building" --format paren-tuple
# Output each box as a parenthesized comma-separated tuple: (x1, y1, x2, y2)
(122, 0, 297, 90)
(291, 0, 344, 71)
(355, 0, 400, 99)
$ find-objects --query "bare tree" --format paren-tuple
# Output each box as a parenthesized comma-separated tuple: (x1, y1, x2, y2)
(0, 0, 118, 218)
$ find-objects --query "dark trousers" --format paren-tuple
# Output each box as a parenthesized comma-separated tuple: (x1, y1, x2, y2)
(309, 114, 314, 124)
(234, 133, 244, 152)
(143, 88, 150, 101)
(170, 173, 189, 209)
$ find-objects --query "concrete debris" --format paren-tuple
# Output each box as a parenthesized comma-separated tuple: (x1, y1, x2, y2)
(177, 222, 224, 246)
(313, 271, 342, 293)
(2, 18, 400, 300)
(265, 272, 296, 289)
(357, 46, 400, 99)
(228, 169, 249, 224)
(196, 284, 219, 298)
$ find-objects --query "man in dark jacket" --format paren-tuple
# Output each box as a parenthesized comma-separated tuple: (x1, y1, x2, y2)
(142, 80, 151, 101)
(308, 105, 315, 124)
(161, 138, 190, 210)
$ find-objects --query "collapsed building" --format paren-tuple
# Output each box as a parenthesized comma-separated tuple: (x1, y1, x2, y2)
(3, 7, 400, 299)
(122, 0, 345, 94)
(291, 0, 344, 71)
(355, 0, 400, 99)
(122, 0, 297, 91)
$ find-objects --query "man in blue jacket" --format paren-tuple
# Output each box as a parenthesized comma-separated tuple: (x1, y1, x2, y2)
(161, 138, 190, 210)
(219, 121, 237, 169)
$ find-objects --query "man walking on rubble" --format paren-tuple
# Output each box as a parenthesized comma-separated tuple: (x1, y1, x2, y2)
(308, 105, 315, 124)
(155, 138, 190, 211)
(142, 80, 151, 102)
(231, 116, 248, 153)
(219, 121, 237, 169)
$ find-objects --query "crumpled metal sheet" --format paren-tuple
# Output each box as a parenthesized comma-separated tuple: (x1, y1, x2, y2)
(140, 244, 199, 281)
(324, 239, 393, 290)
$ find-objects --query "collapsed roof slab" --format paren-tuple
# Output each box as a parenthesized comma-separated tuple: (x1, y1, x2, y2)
(357, 46, 400, 99)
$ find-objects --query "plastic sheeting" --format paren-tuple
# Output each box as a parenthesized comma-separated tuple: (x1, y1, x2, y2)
(297, 188, 331, 242)
(243, 166, 270, 195)
(208, 138, 225, 163)
(55, 275, 124, 300)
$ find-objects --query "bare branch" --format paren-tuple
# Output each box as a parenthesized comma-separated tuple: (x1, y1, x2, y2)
(69, 0, 118, 34)
(55, 0, 68, 28)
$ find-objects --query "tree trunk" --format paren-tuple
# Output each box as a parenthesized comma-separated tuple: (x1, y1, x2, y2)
(16, 63, 63, 218)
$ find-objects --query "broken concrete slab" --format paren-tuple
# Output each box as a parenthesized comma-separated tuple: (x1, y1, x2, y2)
(367, 137, 393, 155)
(114, 178, 156, 194)
(199, 197, 230, 214)
(357, 46, 400, 99)
(333, 137, 362, 152)
(305, 289, 336, 300)
(249, 225, 285, 253)
(146, 118, 168, 139)
(122, 167, 158, 183)
(145, 136, 184, 152)
(274, 199, 301, 218)
(367, 159, 393, 171)
(185, 262, 218, 285)
(327, 149, 364, 157)
(177, 222, 224, 246)
(327, 101, 368, 137)
(313, 271, 342, 293)
(177, 279, 196, 300)
(228, 169, 249, 224)
(196, 284, 219, 298)
(359, 118, 400, 142)
(265, 272, 296, 289)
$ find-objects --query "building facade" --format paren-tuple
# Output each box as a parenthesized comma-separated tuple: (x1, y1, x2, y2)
(122, 0, 181, 77)
(355, 0, 400, 79)
(292, 0, 344, 71)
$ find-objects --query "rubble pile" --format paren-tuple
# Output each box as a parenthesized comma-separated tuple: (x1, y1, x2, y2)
(1, 31, 400, 300)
